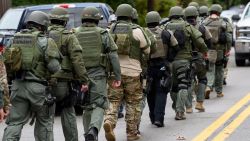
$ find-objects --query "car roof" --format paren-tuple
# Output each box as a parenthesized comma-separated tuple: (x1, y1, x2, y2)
(14, 2, 108, 11)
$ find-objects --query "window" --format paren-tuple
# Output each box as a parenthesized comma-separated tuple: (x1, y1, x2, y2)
(0, 9, 24, 30)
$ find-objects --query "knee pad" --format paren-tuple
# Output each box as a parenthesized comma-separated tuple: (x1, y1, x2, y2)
(176, 69, 189, 90)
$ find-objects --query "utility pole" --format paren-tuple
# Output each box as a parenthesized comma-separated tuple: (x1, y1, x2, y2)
(147, 0, 154, 12)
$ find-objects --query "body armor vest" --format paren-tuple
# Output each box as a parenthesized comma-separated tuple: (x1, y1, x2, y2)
(204, 18, 224, 44)
(75, 26, 104, 68)
(110, 21, 141, 61)
(48, 26, 72, 72)
(6, 30, 47, 78)
(148, 27, 167, 59)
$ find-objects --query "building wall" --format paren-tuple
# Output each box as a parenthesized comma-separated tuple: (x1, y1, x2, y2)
(0, 0, 11, 18)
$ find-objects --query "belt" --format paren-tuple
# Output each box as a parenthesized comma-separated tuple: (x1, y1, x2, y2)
(24, 79, 48, 86)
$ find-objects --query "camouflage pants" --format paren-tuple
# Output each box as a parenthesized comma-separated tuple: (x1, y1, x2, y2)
(105, 75, 143, 135)
(170, 60, 190, 113)
(0, 60, 10, 111)
(3, 80, 54, 141)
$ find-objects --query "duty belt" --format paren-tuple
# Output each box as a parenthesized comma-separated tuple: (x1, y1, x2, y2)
(24, 79, 48, 86)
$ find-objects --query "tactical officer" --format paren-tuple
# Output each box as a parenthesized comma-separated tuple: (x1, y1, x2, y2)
(188, 2, 199, 11)
(165, 6, 207, 120)
(0, 51, 10, 123)
(104, 3, 150, 141)
(184, 6, 210, 112)
(117, 8, 142, 120)
(73, 6, 121, 141)
(145, 11, 178, 127)
(48, 7, 89, 141)
(204, 4, 232, 99)
(188, 2, 201, 23)
(2, 11, 61, 140)
(199, 6, 209, 21)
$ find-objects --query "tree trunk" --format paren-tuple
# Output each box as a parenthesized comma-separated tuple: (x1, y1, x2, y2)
(226, 0, 230, 9)
(0, 0, 11, 17)
(147, 0, 154, 12)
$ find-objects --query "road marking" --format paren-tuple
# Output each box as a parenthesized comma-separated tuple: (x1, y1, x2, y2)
(212, 105, 250, 141)
(192, 94, 250, 141)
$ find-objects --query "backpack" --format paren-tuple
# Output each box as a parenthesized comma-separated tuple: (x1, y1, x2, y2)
(205, 18, 226, 44)
(166, 22, 187, 49)
(4, 30, 42, 73)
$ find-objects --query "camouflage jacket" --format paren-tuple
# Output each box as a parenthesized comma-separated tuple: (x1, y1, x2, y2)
(0, 55, 10, 110)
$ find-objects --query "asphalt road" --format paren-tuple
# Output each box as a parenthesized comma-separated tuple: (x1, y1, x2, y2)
(1, 48, 250, 141)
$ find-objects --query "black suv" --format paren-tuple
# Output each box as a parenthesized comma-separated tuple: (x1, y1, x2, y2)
(0, 2, 113, 47)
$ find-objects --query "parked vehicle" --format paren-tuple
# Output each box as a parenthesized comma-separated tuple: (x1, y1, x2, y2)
(0, 2, 113, 48)
(233, 2, 250, 66)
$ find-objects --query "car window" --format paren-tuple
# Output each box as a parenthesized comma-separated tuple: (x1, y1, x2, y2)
(0, 9, 24, 30)
(244, 6, 250, 19)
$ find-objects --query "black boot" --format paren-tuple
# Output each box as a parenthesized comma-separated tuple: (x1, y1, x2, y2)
(154, 121, 164, 127)
(85, 127, 98, 141)
(118, 112, 124, 118)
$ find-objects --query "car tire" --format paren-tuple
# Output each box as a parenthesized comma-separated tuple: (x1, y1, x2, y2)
(235, 58, 245, 66)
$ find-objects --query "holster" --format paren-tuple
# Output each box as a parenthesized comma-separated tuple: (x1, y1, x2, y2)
(68, 81, 86, 107)
(45, 86, 56, 107)
(145, 77, 153, 95)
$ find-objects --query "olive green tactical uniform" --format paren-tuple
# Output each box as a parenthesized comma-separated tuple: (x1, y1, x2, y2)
(104, 4, 150, 140)
(47, 7, 89, 141)
(74, 18, 121, 137)
(3, 11, 61, 141)
(203, 4, 232, 96)
(166, 6, 207, 119)
(48, 24, 89, 141)
(184, 6, 210, 111)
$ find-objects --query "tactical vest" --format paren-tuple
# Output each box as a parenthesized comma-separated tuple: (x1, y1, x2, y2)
(48, 26, 72, 72)
(4, 30, 47, 78)
(74, 26, 105, 68)
(204, 18, 225, 44)
(166, 21, 192, 53)
(147, 27, 167, 59)
(110, 21, 141, 61)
